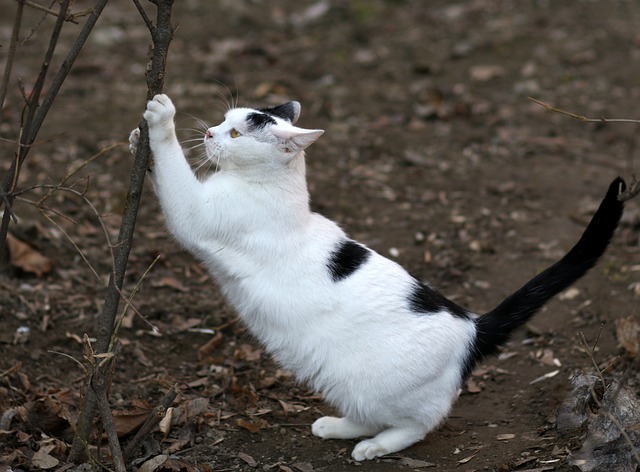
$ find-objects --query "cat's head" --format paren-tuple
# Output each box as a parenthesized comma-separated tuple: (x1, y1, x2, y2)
(204, 101, 324, 172)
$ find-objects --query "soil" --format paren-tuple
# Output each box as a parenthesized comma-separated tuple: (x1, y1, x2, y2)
(1, 1, 640, 471)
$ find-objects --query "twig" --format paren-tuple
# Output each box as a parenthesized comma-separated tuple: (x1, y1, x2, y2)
(0, 0, 23, 115)
(529, 97, 640, 202)
(122, 385, 179, 461)
(16, 0, 81, 24)
(529, 97, 640, 124)
(111, 254, 163, 351)
(132, 0, 155, 33)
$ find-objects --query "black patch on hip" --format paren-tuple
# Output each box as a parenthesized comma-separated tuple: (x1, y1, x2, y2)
(408, 279, 470, 320)
(328, 240, 371, 282)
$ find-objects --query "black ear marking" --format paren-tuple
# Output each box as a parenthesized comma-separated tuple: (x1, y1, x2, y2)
(259, 101, 302, 124)
(247, 112, 277, 131)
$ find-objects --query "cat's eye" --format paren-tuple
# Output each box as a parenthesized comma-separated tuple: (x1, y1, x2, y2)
(230, 128, 241, 138)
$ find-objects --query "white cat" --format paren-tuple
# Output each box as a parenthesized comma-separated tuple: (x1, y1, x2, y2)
(129, 94, 624, 461)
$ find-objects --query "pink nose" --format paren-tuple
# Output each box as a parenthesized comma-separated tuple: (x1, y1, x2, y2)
(205, 129, 213, 138)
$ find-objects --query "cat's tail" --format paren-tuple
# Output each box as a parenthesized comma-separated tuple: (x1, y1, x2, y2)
(471, 177, 625, 366)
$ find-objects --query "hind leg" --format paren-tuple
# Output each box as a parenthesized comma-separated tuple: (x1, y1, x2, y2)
(351, 424, 427, 461)
(312, 416, 381, 439)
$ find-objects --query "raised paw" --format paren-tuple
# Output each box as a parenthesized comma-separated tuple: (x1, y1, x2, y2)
(352, 439, 389, 461)
(143, 94, 176, 128)
(128, 128, 140, 155)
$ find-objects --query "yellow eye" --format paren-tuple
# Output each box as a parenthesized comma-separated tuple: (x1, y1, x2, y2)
(230, 128, 241, 138)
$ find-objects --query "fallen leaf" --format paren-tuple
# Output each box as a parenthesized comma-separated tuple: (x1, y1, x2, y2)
(198, 332, 224, 361)
(237, 452, 258, 467)
(159, 458, 197, 471)
(139, 454, 169, 472)
(234, 344, 263, 362)
(158, 407, 173, 435)
(111, 407, 152, 436)
(277, 399, 310, 414)
(469, 64, 505, 82)
(6, 233, 53, 277)
(164, 421, 197, 453)
(530, 370, 560, 384)
(457, 451, 479, 464)
(466, 377, 482, 393)
(616, 316, 640, 356)
(497, 433, 516, 440)
(398, 457, 436, 468)
(171, 397, 209, 426)
(559, 287, 581, 300)
(31, 445, 59, 469)
(153, 276, 189, 292)
(237, 417, 268, 433)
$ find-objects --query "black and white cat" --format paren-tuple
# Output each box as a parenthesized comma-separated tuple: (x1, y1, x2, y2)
(129, 94, 624, 461)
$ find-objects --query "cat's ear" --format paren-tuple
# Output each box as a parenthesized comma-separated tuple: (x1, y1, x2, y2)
(261, 101, 301, 124)
(271, 123, 324, 152)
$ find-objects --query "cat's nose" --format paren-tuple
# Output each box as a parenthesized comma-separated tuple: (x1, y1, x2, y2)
(205, 129, 213, 139)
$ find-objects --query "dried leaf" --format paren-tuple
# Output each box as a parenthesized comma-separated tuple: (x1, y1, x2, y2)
(466, 377, 482, 393)
(164, 421, 197, 453)
(139, 454, 169, 472)
(158, 407, 173, 435)
(171, 397, 209, 426)
(559, 287, 581, 300)
(457, 451, 479, 464)
(111, 407, 152, 436)
(398, 457, 436, 468)
(277, 399, 310, 414)
(237, 452, 258, 467)
(153, 276, 189, 292)
(31, 445, 59, 469)
(529, 370, 560, 384)
(159, 458, 197, 471)
(497, 433, 516, 440)
(616, 316, 640, 356)
(198, 332, 224, 361)
(6, 233, 52, 277)
(236, 417, 268, 433)
(234, 344, 263, 362)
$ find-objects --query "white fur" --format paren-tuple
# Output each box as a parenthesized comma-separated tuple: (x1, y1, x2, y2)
(130, 95, 478, 461)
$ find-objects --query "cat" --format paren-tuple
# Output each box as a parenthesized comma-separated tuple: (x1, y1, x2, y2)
(129, 94, 625, 461)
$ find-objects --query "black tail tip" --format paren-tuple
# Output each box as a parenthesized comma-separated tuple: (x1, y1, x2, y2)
(609, 176, 626, 199)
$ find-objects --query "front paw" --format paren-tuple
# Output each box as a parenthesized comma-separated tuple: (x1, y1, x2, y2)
(143, 94, 176, 130)
(352, 439, 389, 461)
(128, 128, 140, 155)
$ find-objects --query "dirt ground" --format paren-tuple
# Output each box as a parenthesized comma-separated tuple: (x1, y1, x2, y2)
(1, 1, 640, 471)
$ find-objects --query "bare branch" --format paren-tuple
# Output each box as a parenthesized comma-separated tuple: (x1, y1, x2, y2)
(0, 0, 24, 115)
(1, 0, 110, 264)
(69, 0, 175, 463)
(133, 0, 155, 33)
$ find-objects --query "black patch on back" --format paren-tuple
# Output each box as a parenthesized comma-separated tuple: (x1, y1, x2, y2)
(327, 240, 371, 282)
(408, 279, 470, 320)
(247, 112, 277, 131)
(259, 102, 297, 122)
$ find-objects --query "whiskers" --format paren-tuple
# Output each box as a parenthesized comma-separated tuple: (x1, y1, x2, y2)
(176, 81, 240, 176)
(177, 117, 217, 176)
